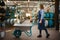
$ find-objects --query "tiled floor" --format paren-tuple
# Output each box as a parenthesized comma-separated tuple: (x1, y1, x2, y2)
(0, 25, 60, 40)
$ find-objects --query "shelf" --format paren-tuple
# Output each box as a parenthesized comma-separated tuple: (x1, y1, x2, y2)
(44, 18, 54, 20)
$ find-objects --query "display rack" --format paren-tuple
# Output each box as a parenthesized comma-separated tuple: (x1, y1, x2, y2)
(0, 0, 6, 38)
(44, 12, 54, 28)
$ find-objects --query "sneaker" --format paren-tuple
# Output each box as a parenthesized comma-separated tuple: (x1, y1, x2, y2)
(37, 35, 42, 38)
(46, 34, 50, 38)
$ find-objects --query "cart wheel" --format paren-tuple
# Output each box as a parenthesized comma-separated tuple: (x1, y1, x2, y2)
(13, 30, 22, 38)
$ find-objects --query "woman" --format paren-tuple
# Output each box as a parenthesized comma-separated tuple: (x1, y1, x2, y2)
(37, 4, 50, 38)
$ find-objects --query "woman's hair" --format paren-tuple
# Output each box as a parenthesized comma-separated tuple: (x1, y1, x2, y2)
(40, 4, 44, 9)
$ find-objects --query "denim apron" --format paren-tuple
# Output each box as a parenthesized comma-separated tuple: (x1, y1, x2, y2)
(38, 10, 45, 30)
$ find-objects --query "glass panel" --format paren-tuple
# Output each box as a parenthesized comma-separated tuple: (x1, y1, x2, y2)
(4, 1, 55, 28)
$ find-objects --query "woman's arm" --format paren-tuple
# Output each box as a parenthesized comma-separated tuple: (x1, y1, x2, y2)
(40, 10, 44, 23)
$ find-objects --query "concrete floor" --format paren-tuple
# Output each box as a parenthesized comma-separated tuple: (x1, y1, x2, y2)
(0, 25, 60, 40)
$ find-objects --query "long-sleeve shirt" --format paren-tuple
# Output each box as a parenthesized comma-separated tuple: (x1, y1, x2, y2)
(38, 9, 44, 20)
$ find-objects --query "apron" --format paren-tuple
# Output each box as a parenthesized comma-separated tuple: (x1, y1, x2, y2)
(38, 10, 45, 30)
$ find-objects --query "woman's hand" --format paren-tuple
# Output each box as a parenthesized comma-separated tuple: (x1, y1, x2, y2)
(39, 20, 42, 23)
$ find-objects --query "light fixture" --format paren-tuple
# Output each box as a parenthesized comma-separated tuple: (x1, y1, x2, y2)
(7, 0, 9, 2)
